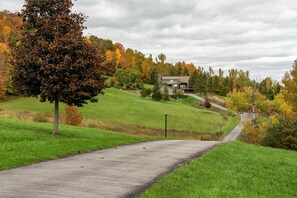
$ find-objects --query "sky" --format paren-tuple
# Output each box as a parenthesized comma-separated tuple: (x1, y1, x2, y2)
(1, 0, 297, 81)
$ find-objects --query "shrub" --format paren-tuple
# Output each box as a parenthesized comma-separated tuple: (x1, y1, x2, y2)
(204, 101, 211, 108)
(204, 96, 211, 108)
(261, 119, 297, 151)
(242, 120, 266, 144)
(110, 76, 119, 88)
(201, 134, 213, 141)
(175, 89, 184, 96)
(64, 105, 83, 126)
(152, 92, 162, 101)
(140, 88, 152, 97)
(33, 113, 48, 123)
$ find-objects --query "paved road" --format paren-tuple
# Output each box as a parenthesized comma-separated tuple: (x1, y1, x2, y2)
(223, 114, 243, 141)
(185, 94, 227, 111)
(185, 93, 244, 141)
(222, 113, 251, 141)
(0, 140, 222, 198)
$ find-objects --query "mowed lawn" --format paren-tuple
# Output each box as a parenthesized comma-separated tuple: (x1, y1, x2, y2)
(0, 88, 238, 135)
(141, 142, 297, 198)
(0, 118, 152, 171)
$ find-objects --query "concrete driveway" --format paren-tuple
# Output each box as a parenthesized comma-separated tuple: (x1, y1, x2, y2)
(0, 140, 222, 198)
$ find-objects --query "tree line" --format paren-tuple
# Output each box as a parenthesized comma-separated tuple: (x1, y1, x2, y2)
(88, 36, 282, 99)
(0, 11, 281, 99)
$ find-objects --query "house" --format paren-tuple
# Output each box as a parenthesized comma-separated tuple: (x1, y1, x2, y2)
(161, 76, 193, 94)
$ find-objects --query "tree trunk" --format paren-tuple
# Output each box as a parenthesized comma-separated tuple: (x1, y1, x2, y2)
(53, 100, 59, 135)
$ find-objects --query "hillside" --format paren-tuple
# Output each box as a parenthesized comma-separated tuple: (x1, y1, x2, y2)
(0, 88, 239, 139)
(141, 142, 297, 198)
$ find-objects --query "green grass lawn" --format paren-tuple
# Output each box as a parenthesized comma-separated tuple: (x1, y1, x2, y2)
(141, 142, 297, 198)
(0, 117, 153, 171)
(144, 84, 154, 89)
(0, 88, 239, 139)
(222, 96, 231, 102)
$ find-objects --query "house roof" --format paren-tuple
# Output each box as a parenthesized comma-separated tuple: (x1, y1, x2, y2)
(161, 76, 190, 84)
(161, 76, 180, 80)
(178, 76, 190, 83)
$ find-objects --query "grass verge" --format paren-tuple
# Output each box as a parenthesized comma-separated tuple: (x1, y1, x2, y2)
(141, 142, 297, 198)
(0, 117, 154, 171)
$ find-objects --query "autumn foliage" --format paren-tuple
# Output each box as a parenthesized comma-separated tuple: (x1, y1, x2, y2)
(261, 61, 297, 150)
(0, 74, 6, 98)
(242, 120, 266, 144)
(12, 0, 105, 134)
(0, 11, 22, 98)
(64, 105, 83, 126)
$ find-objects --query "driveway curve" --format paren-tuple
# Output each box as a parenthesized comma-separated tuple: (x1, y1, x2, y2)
(185, 94, 227, 111)
(222, 113, 251, 141)
(0, 140, 222, 198)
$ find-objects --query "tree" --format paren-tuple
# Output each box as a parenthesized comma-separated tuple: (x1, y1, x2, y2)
(196, 70, 207, 94)
(260, 60, 297, 150)
(152, 81, 162, 101)
(114, 69, 143, 89)
(163, 84, 170, 101)
(261, 118, 297, 151)
(150, 66, 159, 85)
(291, 59, 297, 113)
(141, 55, 153, 82)
(227, 86, 268, 115)
(189, 69, 198, 92)
(13, 0, 105, 134)
(156, 53, 168, 75)
(228, 69, 238, 92)
(0, 73, 6, 98)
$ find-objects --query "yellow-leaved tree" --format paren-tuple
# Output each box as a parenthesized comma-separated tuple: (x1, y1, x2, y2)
(261, 60, 297, 150)
(227, 86, 268, 144)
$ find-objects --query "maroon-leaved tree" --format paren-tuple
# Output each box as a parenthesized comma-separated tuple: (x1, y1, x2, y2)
(13, 0, 105, 134)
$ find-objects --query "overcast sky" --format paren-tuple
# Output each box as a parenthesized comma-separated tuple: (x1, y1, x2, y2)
(1, 0, 297, 81)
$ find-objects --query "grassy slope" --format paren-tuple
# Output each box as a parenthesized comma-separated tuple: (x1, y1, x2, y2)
(141, 142, 297, 198)
(0, 88, 238, 135)
(0, 117, 152, 171)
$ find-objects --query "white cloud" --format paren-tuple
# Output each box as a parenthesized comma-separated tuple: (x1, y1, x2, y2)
(1, 0, 296, 81)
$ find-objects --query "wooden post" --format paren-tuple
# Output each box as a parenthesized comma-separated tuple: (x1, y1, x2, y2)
(165, 113, 168, 138)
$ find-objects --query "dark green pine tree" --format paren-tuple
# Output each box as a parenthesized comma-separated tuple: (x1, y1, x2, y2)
(150, 66, 159, 85)
(163, 84, 170, 101)
(189, 69, 199, 93)
(196, 72, 207, 94)
(177, 65, 182, 76)
(152, 81, 162, 101)
(13, 0, 106, 134)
